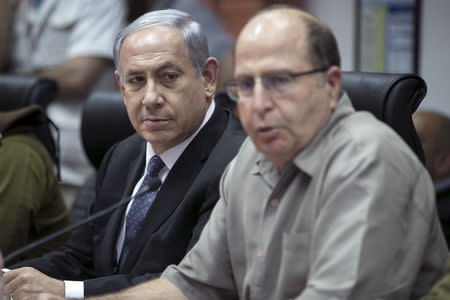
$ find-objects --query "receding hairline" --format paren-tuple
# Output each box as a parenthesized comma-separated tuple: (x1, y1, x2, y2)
(236, 7, 323, 65)
(117, 25, 191, 75)
(248, 6, 322, 32)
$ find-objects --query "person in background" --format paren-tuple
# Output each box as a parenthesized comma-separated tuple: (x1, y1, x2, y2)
(33, 5, 448, 300)
(0, 0, 126, 207)
(414, 110, 450, 247)
(0, 105, 69, 263)
(0, 9, 245, 299)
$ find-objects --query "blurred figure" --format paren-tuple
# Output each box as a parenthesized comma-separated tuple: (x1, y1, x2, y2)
(127, 0, 235, 91)
(0, 105, 69, 263)
(414, 110, 450, 247)
(0, 0, 126, 206)
(413, 111, 450, 182)
(421, 259, 450, 300)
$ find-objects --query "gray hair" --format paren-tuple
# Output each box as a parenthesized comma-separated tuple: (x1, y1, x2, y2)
(113, 9, 209, 76)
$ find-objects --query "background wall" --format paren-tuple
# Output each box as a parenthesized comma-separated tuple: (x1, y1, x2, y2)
(303, 0, 450, 117)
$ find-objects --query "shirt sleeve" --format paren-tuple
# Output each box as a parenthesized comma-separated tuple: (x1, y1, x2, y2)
(161, 165, 238, 300)
(0, 136, 46, 255)
(66, 0, 126, 59)
(64, 281, 84, 299)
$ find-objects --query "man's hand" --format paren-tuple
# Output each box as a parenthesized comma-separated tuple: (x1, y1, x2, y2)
(0, 252, 7, 300)
(37, 293, 67, 300)
(0, 267, 64, 299)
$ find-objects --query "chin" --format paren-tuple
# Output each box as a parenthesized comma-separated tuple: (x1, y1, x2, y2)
(256, 142, 290, 157)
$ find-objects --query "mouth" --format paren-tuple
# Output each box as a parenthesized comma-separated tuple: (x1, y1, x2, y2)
(142, 117, 170, 127)
(256, 126, 278, 138)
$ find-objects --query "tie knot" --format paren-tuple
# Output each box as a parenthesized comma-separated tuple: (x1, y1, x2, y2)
(146, 155, 165, 177)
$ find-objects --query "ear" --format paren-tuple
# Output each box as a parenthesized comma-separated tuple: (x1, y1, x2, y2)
(201, 57, 219, 99)
(114, 70, 126, 102)
(436, 153, 450, 180)
(325, 66, 342, 110)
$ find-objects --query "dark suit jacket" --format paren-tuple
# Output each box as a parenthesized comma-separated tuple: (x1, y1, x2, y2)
(436, 180, 450, 248)
(13, 106, 246, 296)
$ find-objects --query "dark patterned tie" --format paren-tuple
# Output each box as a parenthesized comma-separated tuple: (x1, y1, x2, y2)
(119, 155, 165, 267)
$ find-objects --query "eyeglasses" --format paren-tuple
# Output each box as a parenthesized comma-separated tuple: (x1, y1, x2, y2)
(225, 67, 329, 101)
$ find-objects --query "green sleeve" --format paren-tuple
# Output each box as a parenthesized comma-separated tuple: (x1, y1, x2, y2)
(0, 134, 69, 259)
(422, 260, 450, 300)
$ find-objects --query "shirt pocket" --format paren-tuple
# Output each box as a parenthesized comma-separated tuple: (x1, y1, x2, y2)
(275, 231, 311, 299)
(48, 1, 83, 29)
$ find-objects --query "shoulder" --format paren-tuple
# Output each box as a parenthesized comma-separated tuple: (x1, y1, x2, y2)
(222, 137, 259, 180)
(99, 133, 144, 170)
(327, 111, 424, 176)
(54, 0, 124, 15)
(0, 134, 52, 170)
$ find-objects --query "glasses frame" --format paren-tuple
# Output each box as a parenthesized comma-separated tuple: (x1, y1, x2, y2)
(225, 67, 329, 101)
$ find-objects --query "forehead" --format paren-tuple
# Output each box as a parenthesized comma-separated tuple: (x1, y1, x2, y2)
(119, 26, 190, 70)
(235, 12, 309, 75)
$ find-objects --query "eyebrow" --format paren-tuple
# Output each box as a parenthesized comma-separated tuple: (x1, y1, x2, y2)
(126, 70, 144, 76)
(155, 62, 184, 74)
(236, 69, 298, 78)
(125, 62, 184, 77)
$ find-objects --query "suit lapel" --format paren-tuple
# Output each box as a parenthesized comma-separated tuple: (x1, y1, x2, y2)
(120, 106, 228, 271)
(97, 141, 146, 273)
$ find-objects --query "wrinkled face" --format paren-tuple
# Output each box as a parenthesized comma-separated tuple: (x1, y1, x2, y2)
(235, 13, 340, 169)
(115, 26, 216, 154)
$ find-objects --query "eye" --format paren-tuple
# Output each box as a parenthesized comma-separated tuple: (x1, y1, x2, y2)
(264, 74, 291, 89)
(125, 76, 146, 91)
(160, 72, 180, 85)
(237, 78, 254, 91)
(127, 76, 145, 85)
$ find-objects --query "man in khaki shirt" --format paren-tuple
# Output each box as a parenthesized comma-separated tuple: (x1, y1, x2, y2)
(36, 6, 448, 300)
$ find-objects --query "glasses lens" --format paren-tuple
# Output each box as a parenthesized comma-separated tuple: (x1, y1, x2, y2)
(263, 74, 293, 93)
(237, 78, 254, 97)
(225, 82, 239, 101)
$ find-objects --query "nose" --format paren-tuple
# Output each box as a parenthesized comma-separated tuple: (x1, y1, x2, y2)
(251, 78, 273, 114)
(142, 79, 163, 107)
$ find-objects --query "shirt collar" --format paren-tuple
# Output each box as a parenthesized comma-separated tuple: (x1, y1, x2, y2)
(293, 92, 354, 177)
(253, 93, 354, 181)
(145, 101, 216, 172)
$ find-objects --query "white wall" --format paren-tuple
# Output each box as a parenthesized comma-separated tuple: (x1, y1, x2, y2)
(303, 0, 450, 117)
(302, 0, 356, 71)
(419, 0, 450, 115)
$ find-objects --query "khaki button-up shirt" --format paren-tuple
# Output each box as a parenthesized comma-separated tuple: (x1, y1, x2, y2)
(163, 94, 448, 300)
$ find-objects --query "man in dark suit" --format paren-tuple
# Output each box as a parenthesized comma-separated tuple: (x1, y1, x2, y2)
(0, 9, 245, 299)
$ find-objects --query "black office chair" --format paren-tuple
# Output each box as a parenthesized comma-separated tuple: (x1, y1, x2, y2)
(71, 92, 134, 222)
(0, 75, 59, 167)
(342, 72, 426, 164)
(81, 91, 134, 169)
(0, 75, 58, 110)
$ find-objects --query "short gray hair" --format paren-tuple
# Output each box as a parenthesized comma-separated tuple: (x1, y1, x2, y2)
(113, 9, 209, 76)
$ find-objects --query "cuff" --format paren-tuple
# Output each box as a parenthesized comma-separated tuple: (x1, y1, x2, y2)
(64, 280, 84, 299)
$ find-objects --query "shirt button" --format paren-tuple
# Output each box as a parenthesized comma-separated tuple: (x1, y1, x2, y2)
(256, 249, 264, 257)
(270, 198, 280, 207)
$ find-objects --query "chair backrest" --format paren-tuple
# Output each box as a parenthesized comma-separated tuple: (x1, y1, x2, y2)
(0, 75, 59, 167)
(0, 75, 58, 110)
(342, 72, 426, 163)
(81, 91, 135, 169)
